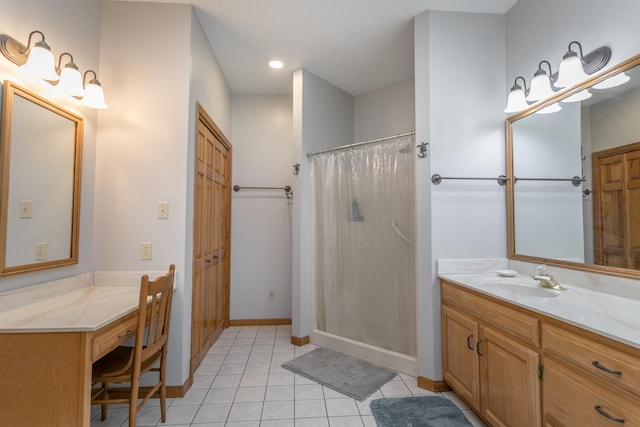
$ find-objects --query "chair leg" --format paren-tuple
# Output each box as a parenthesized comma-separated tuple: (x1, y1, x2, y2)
(100, 382, 109, 421)
(129, 379, 139, 427)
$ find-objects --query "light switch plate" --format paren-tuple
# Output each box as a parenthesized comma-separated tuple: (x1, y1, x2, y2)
(19, 200, 32, 218)
(157, 202, 169, 219)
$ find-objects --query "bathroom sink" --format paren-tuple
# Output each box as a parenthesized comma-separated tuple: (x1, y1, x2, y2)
(479, 280, 560, 298)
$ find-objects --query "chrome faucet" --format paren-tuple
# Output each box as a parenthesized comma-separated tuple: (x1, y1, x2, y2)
(532, 265, 566, 291)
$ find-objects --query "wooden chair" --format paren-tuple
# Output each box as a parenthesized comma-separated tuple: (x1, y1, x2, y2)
(91, 264, 175, 426)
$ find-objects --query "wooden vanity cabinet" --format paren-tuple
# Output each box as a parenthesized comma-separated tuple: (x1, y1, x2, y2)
(542, 323, 640, 426)
(441, 279, 640, 427)
(441, 280, 542, 427)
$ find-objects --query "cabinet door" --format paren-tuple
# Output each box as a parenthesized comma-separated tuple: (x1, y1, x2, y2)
(442, 305, 480, 410)
(479, 326, 541, 427)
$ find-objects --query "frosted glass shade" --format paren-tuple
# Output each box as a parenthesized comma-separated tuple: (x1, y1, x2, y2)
(504, 87, 529, 113)
(593, 72, 630, 89)
(58, 65, 84, 97)
(561, 89, 592, 103)
(526, 73, 556, 102)
(20, 42, 59, 81)
(81, 80, 108, 109)
(555, 54, 589, 88)
(535, 103, 562, 115)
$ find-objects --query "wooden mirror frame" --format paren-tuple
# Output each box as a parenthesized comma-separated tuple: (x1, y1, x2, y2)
(0, 81, 83, 276)
(506, 53, 640, 280)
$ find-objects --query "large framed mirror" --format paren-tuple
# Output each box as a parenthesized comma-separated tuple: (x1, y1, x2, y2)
(507, 53, 640, 280)
(0, 81, 83, 276)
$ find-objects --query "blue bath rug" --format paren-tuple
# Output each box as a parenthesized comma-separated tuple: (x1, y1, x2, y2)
(370, 396, 473, 427)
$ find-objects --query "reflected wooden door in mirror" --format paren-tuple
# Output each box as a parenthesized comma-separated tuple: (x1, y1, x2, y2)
(507, 53, 640, 279)
(0, 81, 83, 276)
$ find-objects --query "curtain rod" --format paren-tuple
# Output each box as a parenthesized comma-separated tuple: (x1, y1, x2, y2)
(306, 131, 415, 158)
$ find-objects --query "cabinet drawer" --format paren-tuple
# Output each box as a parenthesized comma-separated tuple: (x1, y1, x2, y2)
(543, 323, 640, 397)
(442, 281, 540, 347)
(544, 358, 640, 426)
(91, 312, 137, 361)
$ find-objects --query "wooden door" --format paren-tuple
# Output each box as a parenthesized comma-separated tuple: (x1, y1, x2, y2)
(441, 305, 480, 410)
(479, 326, 541, 427)
(191, 103, 231, 374)
(593, 142, 640, 269)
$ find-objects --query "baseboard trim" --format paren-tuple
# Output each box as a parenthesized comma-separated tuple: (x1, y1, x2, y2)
(417, 376, 451, 392)
(229, 318, 292, 326)
(291, 335, 310, 346)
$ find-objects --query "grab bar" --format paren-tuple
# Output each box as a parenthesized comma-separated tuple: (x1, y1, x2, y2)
(391, 220, 411, 244)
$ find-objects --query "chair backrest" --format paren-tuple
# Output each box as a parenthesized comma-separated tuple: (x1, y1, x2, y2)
(134, 264, 175, 368)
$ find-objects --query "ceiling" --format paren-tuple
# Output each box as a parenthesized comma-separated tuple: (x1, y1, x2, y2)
(124, 0, 518, 96)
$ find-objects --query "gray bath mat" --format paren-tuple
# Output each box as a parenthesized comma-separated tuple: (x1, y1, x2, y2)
(371, 396, 473, 427)
(281, 347, 396, 401)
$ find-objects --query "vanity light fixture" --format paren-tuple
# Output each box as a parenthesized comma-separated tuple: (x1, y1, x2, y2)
(80, 70, 108, 109)
(555, 41, 612, 88)
(526, 61, 556, 102)
(504, 77, 530, 113)
(0, 31, 59, 81)
(505, 40, 612, 114)
(0, 30, 107, 109)
(56, 53, 84, 97)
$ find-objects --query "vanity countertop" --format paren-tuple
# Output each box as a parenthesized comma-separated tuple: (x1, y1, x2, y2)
(440, 272, 640, 350)
(0, 285, 140, 332)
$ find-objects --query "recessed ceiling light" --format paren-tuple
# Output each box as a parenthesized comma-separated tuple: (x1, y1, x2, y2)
(268, 60, 284, 69)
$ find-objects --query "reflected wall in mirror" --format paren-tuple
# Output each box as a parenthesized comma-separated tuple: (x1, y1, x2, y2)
(0, 81, 83, 276)
(507, 54, 640, 279)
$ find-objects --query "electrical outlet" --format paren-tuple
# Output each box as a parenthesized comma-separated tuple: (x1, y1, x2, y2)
(35, 242, 47, 261)
(268, 289, 276, 300)
(140, 242, 152, 260)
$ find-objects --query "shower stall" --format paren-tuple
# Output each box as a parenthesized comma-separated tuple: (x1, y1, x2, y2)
(310, 135, 417, 375)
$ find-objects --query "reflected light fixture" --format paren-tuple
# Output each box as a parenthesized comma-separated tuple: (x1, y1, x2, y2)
(561, 89, 591, 103)
(56, 53, 84, 97)
(535, 102, 562, 115)
(80, 70, 108, 109)
(504, 77, 530, 113)
(268, 59, 284, 69)
(593, 72, 630, 89)
(555, 41, 612, 88)
(526, 61, 556, 102)
(0, 31, 59, 81)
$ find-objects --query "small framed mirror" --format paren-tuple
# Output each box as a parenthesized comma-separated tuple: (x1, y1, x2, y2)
(0, 81, 83, 276)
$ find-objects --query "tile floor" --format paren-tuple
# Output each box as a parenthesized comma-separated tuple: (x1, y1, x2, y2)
(91, 325, 486, 427)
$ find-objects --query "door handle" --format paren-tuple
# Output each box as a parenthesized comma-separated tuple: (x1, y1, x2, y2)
(476, 340, 484, 356)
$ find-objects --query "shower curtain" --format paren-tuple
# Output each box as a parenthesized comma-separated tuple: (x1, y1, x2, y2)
(312, 136, 416, 357)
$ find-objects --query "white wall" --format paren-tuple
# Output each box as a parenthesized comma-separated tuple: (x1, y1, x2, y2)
(354, 78, 415, 142)
(0, 0, 101, 292)
(292, 69, 354, 339)
(96, 1, 231, 386)
(230, 95, 293, 320)
(414, 10, 507, 380)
